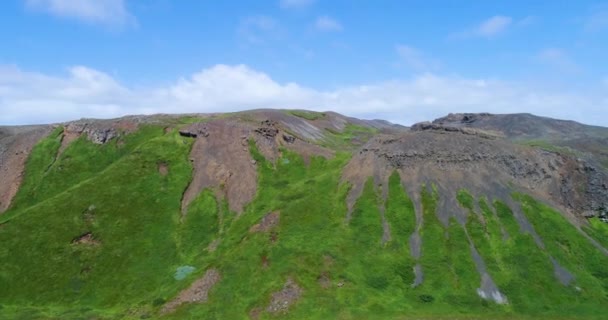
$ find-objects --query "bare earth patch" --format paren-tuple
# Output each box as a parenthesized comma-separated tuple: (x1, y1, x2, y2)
(57, 125, 81, 157)
(318, 272, 331, 289)
(180, 120, 257, 215)
(71, 232, 100, 246)
(157, 162, 169, 176)
(0, 125, 52, 213)
(249, 307, 263, 320)
(249, 211, 280, 233)
(261, 255, 270, 269)
(266, 278, 302, 314)
(161, 268, 221, 314)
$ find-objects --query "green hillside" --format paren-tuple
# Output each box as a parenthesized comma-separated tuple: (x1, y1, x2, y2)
(1, 116, 608, 320)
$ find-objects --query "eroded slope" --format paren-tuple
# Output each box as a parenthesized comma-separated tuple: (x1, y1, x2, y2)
(1, 110, 608, 320)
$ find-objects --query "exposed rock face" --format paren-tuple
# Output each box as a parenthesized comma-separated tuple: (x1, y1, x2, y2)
(343, 129, 607, 224)
(59, 117, 141, 153)
(431, 112, 600, 140)
(249, 111, 335, 164)
(180, 119, 258, 215)
(433, 113, 493, 126)
(411, 121, 499, 139)
(179, 111, 361, 215)
(255, 126, 279, 140)
(179, 123, 209, 138)
(64, 122, 119, 144)
(0, 125, 52, 213)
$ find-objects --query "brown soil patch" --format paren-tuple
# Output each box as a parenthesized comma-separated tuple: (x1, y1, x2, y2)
(161, 268, 221, 314)
(249, 307, 262, 320)
(261, 255, 270, 269)
(180, 120, 257, 215)
(57, 126, 81, 157)
(71, 232, 100, 246)
(0, 125, 52, 213)
(269, 231, 279, 243)
(318, 272, 331, 289)
(158, 162, 169, 176)
(266, 278, 302, 314)
(249, 211, 280, 233)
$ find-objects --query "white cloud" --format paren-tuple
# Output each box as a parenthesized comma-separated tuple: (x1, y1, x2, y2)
(452, 15, 514, 39)
(25, 0, 134, 27)
(1, 64, 607, 127)
(396, 45, 440, 71)
(537, 48, 581, 73)
(237, 16, 280, 44)
(279, 0, 315, 9)
(477, 16, 512, 36)
(314, 16, 343, 32)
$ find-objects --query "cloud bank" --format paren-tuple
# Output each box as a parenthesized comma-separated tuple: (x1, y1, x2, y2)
(0, 64, 606, 126)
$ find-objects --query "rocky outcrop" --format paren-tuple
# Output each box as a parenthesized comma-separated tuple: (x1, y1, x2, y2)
(282, 134, 296, 144)
(343, 128, 608, 224)
(432, 112, 608, 142)
(254, 120, 279, 140)
(411, 121, 498, 139)
(432, 113, 493, 126)
(575, 160, 608, 215)
(64, 122, 119, 144)
(179, 123, 209, 138)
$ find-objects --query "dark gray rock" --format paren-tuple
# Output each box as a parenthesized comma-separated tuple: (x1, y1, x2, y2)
(255, 120, 280, 140)
(178, 124, 210, 138)
(282, 134, 295, 144)
(255, 127, 279, 139)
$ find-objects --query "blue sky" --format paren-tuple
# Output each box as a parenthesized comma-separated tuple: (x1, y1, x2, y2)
(1, 0, 607, 126)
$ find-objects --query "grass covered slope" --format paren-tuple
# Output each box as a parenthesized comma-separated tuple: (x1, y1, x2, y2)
(1, 120, 608, 319)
